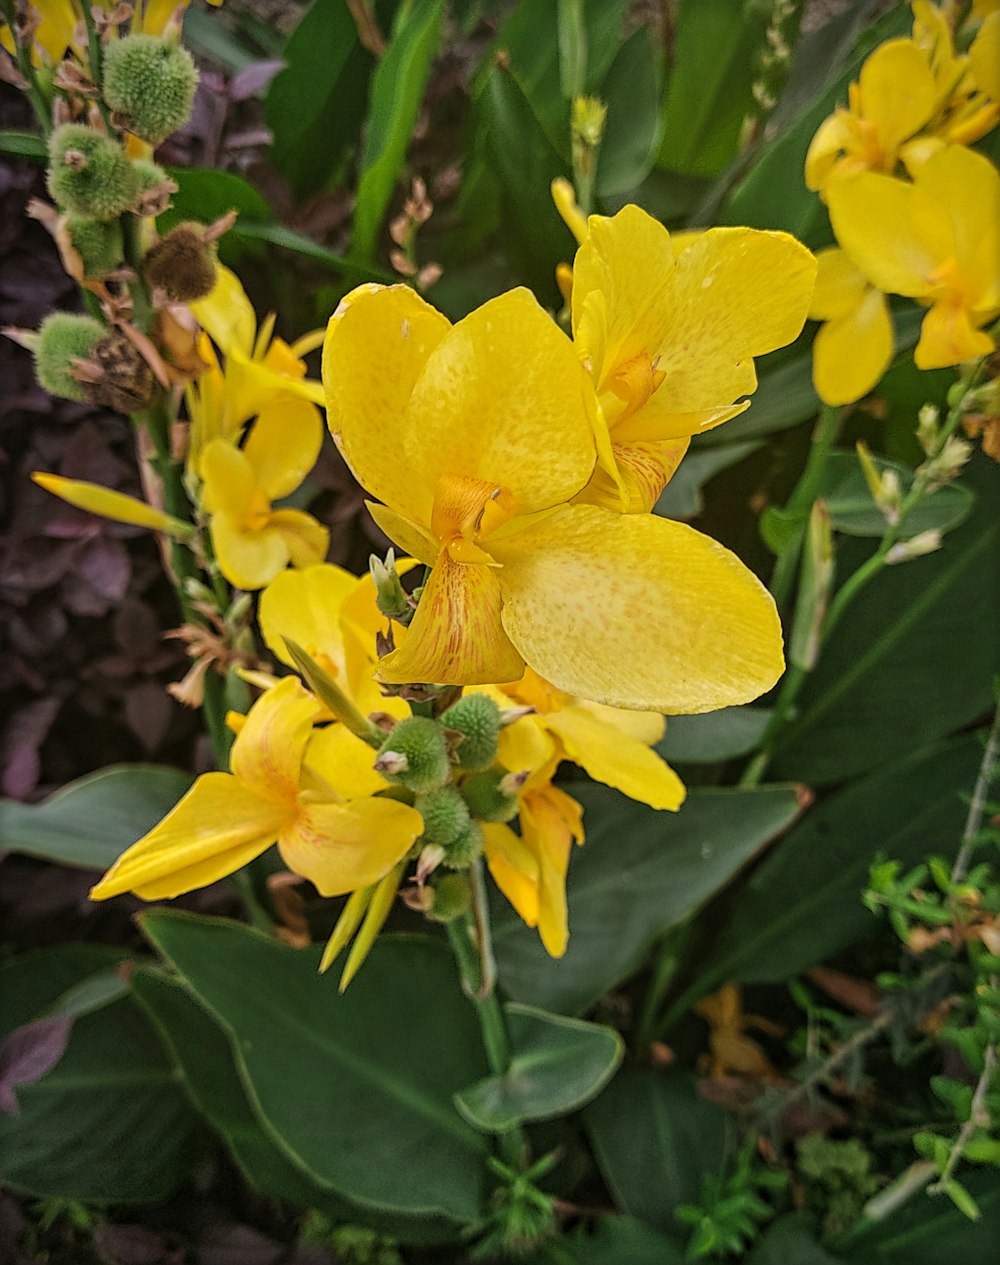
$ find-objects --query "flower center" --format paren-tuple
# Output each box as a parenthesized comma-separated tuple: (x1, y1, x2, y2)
(604, 352, 666, 425)
(431, 473, 517, 564)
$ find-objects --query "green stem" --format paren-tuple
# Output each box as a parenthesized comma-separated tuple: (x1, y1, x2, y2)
(79, 2, 115, 132)
(3, 0, 53, 135)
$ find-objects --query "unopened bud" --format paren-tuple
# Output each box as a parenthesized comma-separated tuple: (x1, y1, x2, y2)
(440, 693, 501, 770)
(571, 95, 607, 149)
(460, 768, 522, 823)
(374, 716, 451, 794)
(103, 34, 198, 144)
(416, 843, 446, 882)
(369, 548, 410, 620)
(922, 435, 972, 486)
(885, 530, 942, 565)
(916, 403, 940, 455)
(47, 124, 139, 220)
(415, 786, 471, 847)
(143, 222, 218, 302)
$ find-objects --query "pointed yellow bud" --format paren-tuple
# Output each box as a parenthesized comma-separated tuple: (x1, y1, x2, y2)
(32, 473, 193, 536)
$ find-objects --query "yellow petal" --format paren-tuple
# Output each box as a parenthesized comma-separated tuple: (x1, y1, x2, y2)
(89, 772, 286, 901)
(201, 439, 255, 517)
(497, 713, 559, 778)
(970, 12, 1000, 100)
(915, 302, 995, 369)
(911, 146, 1000, 306)
(191, 263, 256, 358)
(576, 437, 691, 512)
(323, 283, 451, 530)
(808, 248, 870, 321)
(812, 286, 894, 406)
(376, 549, 525, 687)
(544, 706, 685, 810)
(243, 398, 323, 500)
(520, 786, 583, 958)
(211, 515, 290, 590)
(578, 699, 665, 746)
(483, 822, 541, 929)
(857, 38, 936, 155)
(31, 473, 191, 536)
(804, 110, 857, 191)
(278, 797, 422, 896)
(229, 676, 318, 802)
(365, 501, 439, 566)
(303, 723, 386, 800)
(551, 177, 589, 246)
(493, 505, 784, 713)
(259, 563, 357, 671)
(268, 508, 330, 569)
(405, 288, 598, 515)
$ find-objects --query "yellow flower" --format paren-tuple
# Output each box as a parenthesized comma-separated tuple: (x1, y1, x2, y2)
(90, 676, 423, 902)
(2, 1, 222, 62)
(808, 248, 894, 405)
(31, 472, 193, 537)
(200, 398, 329, 589)
(323, 282, 785, 713)
(569, 206, 817, 511)
(827, 145, 1000, 370)
(970, 11, 1000, 103)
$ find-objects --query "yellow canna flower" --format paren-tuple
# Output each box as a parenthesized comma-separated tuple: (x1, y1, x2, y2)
(200, 397, 329, 590)
(2, 1, 223, 63)
(569, 205, 817, 511)
(31, 472, 193, 537)
(90, 676, 423, 903)
(970, 11, 1000, 103)
(827, 145, 1000, 370)
(323, 281, 785, 713)
(808, 248, 894, 405)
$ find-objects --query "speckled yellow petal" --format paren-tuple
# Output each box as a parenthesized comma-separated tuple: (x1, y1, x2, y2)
(365, 502, 439, 566)
(278, 797, 422, 896)
(404, 288, 598, 515)
(90, 772, 286, 901)
(259, 564, 356, 671)
(230, 676, 318, 802)
(544, 706, 685, 810)
(211, 516, 289, 590)
(302, 723, 386, 801)
(857, 38, 936, 154)
(915, 302, 995, 369)
(191, 263, 256, 357)
(376, 550, 525, 686)
(493, 505, 784, 713)
(576, 437, 692, 512)
(483, 822, 541, 929)
(269, 509, 329, 570)
(579, 700, 665, 746)
(812, 287, 894, 406)
(200, 438, 255, 517)
(323, 283, 451, 529)
(243, 398, 323, 500)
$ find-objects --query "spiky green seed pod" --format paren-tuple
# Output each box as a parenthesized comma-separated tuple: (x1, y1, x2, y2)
(47, 124, 140, 220)
(103, 35, 198, 144)
(459, 768, 521, 823)
(442, 821, 484, 870)
(416, 786, 471, 848)
(132, 158, 170, 195)
(428, 873, 471, 923)
(143, 222, 217, 301)
(440, 693, 501, 770)
(33, 312, 106, 401)
(375, 716, 451, 795)
(65, 215, 124, 279)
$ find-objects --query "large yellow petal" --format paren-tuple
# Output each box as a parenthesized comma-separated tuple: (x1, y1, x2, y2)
(493, 505, 784, 713)
(229, 676, 318, 802)
(544, 706, 685, 810)
(269, 508, 330, 569)
(302, 723, 386, 801)
(404, 289, 598, 515)
(259, 563, 357, 671)
(278, 796, 422, 896)
(915, 302, 995, 368)
(812, 286, 894, 406)
(911, 146, 1000, 307)
(191, 263, 256, 358)
(211, 515, 289, 590)
(575, 437, 692, 512)
(483, 822, 541, 929)
(200, 439, 255, 517)
(857, 38, 936, 154)
(31, 473, 190, 536)
(365, 502, 440, 566)
(578, 700, 665, 746)
(376, 550, 525, 686)
(89, 772, 286, 901)
(243, 398, 323, 500)
(809, 248, 869, 321)
(323, 283, 451, 529)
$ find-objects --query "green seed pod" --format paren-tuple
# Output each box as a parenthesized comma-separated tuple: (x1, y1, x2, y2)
(459, 768, 521, 823)
(132, 157, 170, 195)
(375, 716, 451, 795)
(33, 312, 106, 401)
(415, 786, 471, 848)
(427, 873, 471, 923)
(47, 124, 140, 220)
(440, 693, 501, 770)
(143, 222, 217, 301)
(442, 820, 485, 870)
(103, 34, 198, 144)
(65, 215, 124, 279)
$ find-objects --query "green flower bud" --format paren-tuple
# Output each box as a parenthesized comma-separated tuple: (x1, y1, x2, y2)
(442, 820, 484, 870)
(33, 312, 106, 401)
(103, 34, 198, 144)
(459, 768, 523, 823)
(47, 124, 140, 220)
(132, 158, 170, 195)
(427, 873, 471, 923)
(65, 215, 124, 279)
(440, 693, 501, 770)
(415, 786, 471, 847)
(374, 716, 451, 794)
(143, 222, 217, 301)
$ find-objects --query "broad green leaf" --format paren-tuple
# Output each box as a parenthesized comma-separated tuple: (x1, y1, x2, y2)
(529, 1216, 687, 1263)
(656, 440, 762, 520)
(352, 0, 445, 261)
(131, 967, 461, 1244)
(159, 168, 272, 265)
(686, 735, 982, 1001)
(584, 1068, 730, 1230)
(595, 26, 662, 197)
(0, 764, 192, 870)
(0, 947, 201, 1203)
(822, 452, 973, 539)
(264, 0, 371, 200)
(141, 913, 489, 1223)
(748, 1214, 842, 1264)
(0, 130, 46, 159)
(657, 707, 772, 764)
(229, 220, 394, 282)
(455, 1004, 622, 1131)
(769, 454, 1000, 785)
(492, 784, 802, 1015)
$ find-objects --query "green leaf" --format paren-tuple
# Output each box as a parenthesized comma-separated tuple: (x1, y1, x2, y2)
(595, 26, 662, 197)
(159, 169, 272, 265)
(686, 735, 982, 1000)
(0, 764, 192, 870)
(141, 913, 489, 1223)
(769, 454, 1000, 785)
(182, 3, 259, 72)
(492, 784, 802, 1015)
(228, 220, 394, 281)
(747, 1214, 842, 1264)
(352, 0, 444, 261)
(657, 706, 772, 764)
(264, 0, 371, 200)
(534, 1216, 687, 1263)
(0, 947, 201, 1203)
(822, 452, 973, 539)
(130, 967, 461, 1244)
(760, 504, 808, 555)
(585, 1068, 730, 1230)
(455, 1004, 622, 1131)
(0, 130, 47, 159)
(656, 440, 762, 520)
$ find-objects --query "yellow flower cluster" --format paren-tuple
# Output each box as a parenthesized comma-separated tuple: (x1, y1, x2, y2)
(807, 2, 1000, 404)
